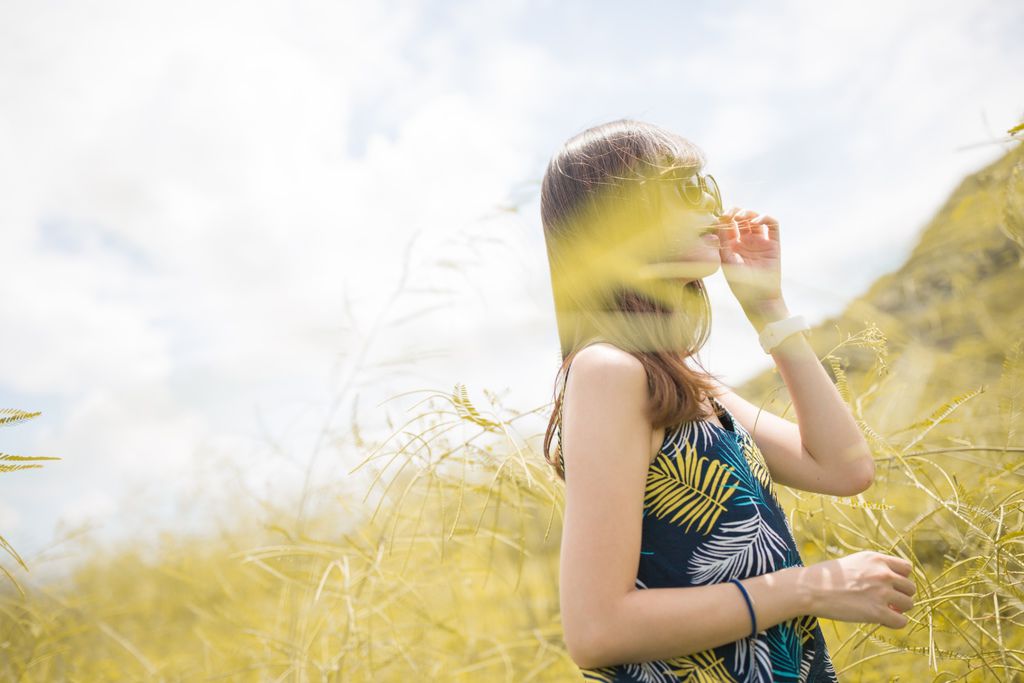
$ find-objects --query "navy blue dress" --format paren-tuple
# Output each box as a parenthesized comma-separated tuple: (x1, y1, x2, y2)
(556, 365, 839, 682)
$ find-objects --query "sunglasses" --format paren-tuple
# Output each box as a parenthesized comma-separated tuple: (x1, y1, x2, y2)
(675, 172, 723, 217)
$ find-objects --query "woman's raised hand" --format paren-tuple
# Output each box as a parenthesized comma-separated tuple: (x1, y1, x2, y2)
(716, 207, 785, 317)
(802, 550, 917, 629)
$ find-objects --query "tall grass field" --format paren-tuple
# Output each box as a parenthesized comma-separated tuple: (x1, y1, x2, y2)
(2, 140, 1023, 682)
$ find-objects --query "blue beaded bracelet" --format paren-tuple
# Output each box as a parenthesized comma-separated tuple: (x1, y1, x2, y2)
(729, 578, 758, 638)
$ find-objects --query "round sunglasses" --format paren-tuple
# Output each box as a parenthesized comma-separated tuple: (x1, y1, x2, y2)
(675, 172, 723, 217)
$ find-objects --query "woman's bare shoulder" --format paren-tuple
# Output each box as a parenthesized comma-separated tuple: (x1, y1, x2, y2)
(572, 341, 643, 367)
(567, 342, 648, 395)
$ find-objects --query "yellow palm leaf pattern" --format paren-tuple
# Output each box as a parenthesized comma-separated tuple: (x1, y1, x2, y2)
(644, 439, 737, 535)
(664, 648, 738, 682)
(738, 434, 779, 504)
(793, 613, 820, 645)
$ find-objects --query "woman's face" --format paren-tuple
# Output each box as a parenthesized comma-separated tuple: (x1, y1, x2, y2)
(638, 176, 722, 285)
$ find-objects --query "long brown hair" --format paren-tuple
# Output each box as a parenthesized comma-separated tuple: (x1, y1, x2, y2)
(540, 118, 726, 481)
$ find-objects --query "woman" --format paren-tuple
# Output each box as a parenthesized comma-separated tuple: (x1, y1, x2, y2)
(542, 119, 916, 682)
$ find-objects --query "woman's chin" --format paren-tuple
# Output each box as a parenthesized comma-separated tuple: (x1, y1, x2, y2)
(680, 233, 722, 260)
(677, 246, 721, 271)
(639, 248, 721, 284)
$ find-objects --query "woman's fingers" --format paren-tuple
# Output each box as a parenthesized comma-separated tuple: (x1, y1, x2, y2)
(883, 555, 914, 577)
(882, 605, 910, 629)
(731, 209, 759, 235)
(716, 210, 740, 240)
(891, 574, 917, 598)
(750, 214, 779, 241)
(723, 208, 781, 242)
(887, 589, 915, 614)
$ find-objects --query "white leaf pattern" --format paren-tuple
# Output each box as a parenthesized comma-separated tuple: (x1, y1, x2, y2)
(732, 633, 774, 682)
(800, 644, 814, 682)
(687, 509, 791, 585)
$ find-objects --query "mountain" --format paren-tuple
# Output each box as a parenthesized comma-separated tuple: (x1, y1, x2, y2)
(738, 141, 1024, 434)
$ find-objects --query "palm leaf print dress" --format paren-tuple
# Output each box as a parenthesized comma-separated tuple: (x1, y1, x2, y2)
(556, 361, 840, 682)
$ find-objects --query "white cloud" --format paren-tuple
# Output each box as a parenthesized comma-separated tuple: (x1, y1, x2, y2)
(0, 0, 1020, 566)
(0, 1, 563, 560)
(57, 489, 117, 532)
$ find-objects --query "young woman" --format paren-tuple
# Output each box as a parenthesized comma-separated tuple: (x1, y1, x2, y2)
(541, 119, 916, 682)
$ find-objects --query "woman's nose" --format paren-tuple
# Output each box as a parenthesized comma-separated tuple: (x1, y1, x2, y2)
(701, 191, 721, 216)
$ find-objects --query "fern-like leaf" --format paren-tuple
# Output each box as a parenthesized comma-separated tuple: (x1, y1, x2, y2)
(900, 386, 986, 453)
(824, 354, 850, 404)
(0, 409, 41, 427)
(451, 383, 501, 430)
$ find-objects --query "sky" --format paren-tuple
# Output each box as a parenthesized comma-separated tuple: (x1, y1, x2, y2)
(0, 0, 1021, 578)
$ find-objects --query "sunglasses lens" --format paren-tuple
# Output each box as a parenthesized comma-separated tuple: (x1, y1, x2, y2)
(678, 179, 703, 205)
(705, 174, 722, 213)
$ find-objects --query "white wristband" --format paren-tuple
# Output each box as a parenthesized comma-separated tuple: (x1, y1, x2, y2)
(758, 314, 810, 354)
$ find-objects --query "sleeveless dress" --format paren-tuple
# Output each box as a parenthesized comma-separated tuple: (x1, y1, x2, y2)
(555, 351, 840, 682)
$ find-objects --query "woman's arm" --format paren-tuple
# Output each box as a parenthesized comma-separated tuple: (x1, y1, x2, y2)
(715, 206, 874, 490)
(558, 343, 819, 669)
(747, 298, 875, 491)
(579, 565, 816, 669)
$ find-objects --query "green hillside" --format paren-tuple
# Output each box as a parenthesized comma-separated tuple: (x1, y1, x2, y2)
(740, 142, 1024, 436)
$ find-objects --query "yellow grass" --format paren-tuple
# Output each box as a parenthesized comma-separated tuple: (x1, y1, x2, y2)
(1, 132, 1022, 683)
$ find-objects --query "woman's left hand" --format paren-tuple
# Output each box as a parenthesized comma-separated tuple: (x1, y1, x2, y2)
(716, 207, 786, 318)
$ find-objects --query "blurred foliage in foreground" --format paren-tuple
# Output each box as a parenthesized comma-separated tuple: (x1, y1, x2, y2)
(2, 137, 1024, 681)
